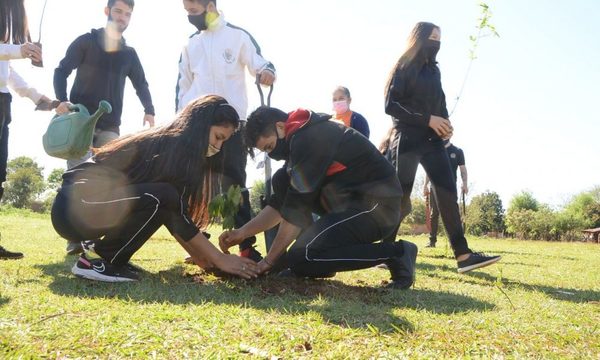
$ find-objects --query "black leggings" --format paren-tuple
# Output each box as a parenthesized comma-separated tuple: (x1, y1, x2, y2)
(51, 182, 199, 266)
(286, 199, 404, 277)
(390, 133, 471, 257)
(0, 92, 13, 192)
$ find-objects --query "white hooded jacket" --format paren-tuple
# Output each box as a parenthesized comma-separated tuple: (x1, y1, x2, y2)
(176, 13, 275, 119)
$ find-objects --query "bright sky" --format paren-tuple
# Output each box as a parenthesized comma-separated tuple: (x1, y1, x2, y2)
(8, 0, 600, 209)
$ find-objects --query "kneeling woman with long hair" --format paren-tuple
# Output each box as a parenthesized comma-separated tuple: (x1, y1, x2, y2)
(51, 95, 259, 282)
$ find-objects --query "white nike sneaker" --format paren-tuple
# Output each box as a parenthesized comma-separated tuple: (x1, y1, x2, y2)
(72, 254, 139, 282)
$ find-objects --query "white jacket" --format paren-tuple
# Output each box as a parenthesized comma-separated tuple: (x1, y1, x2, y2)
(0, 44, 42, 102)
(176, 14, 275, 119)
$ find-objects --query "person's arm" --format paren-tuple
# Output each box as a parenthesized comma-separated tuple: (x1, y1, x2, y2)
(239, 30, 276, 86)
(459, 165, 468, 195)
(128, 49, 155, 127)
(384, 70, 452, 137)
(218, 205, 282, 253)
(7, 65, 43, 104)
(0, 44, 22, 60)
(54, 35, 88, 103)
(458, 149, 467, 194)
(175, 45, 193, 112)
(0, 43, 41, 62)
(257, 219, 301, 273)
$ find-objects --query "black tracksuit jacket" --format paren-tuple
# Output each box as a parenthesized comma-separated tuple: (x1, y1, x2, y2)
(269, 110, 403, 229)
(385, 62, 448, 150)
(54, 28, 154, 134)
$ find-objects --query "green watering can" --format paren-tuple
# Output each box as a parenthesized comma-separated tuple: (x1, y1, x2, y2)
(42, 100, 112, 159)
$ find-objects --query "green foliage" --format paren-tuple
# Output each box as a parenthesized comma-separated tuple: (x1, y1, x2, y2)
(404, 197, 426, 225)
(3, 157, 45, 208)
(208, 185, 242, 230)
(46, 168, 65, 191)
(509, 191, 539, 212)
(249, 179, 266, 216)
(564, 191, 600, 228)
(466, 191, 505, 236)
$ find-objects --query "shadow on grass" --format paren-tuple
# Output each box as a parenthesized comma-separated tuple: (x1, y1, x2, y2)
(418, 262, 600, 304)
(0, 296, 8, 307)
(36, 258, 495, 333)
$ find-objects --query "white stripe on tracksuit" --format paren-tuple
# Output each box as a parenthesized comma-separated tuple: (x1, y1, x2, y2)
(304, 203, 391, 262)
(82, 193, 160, 264)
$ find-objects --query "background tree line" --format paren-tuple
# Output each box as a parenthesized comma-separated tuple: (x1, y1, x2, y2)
(4, 156, 599, 242)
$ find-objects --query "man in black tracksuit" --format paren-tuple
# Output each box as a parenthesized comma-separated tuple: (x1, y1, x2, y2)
(219, 107, 418, 289)
(54, 0, 155, 167)
(53, 0, 155, 255)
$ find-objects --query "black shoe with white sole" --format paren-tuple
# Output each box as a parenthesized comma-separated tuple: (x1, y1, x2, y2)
(72, 254, 139, 282)
(457, 252, 501, 273)
(385, 240, 418, 290)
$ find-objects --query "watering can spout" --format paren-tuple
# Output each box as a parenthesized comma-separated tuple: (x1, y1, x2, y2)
(90, 100, 112, 122)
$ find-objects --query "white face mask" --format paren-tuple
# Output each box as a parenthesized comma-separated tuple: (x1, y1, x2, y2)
(332, 100, 349, 115)
(206, 144, 220, 157)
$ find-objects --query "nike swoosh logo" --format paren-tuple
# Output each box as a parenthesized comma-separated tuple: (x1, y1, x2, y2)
(92, 263, 106, 273)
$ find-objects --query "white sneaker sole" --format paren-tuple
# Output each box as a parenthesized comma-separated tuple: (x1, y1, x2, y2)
(71, 264, 137, 282)
(457, 256, 501, 273)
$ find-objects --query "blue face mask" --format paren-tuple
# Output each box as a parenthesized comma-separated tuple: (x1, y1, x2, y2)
(188, 12, 208, 31)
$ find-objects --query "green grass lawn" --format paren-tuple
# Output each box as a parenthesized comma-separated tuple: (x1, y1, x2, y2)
(1, 209, 599, 358)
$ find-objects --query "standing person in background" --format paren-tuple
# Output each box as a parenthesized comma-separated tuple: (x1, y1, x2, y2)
(384, 21, 499, 273)
(0, 0, 54, 260)
(423, 139, 468, 248)
(331, 86, 370, 138)
(54, 0, 155, 255)
(177, 0, 276, 262)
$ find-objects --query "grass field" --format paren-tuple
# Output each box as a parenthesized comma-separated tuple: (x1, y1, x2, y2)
(1, 209, 599, 358)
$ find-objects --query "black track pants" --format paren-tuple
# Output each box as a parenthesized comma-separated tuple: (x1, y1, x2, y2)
(52, 182, 199, 266)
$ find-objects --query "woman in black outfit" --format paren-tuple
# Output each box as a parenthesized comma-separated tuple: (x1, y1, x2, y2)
(51, 95, 259, 282)
(384, 22, 500, 273)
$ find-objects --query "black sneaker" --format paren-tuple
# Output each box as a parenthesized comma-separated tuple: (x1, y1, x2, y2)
(72, 254, 139, 282)
(66, 241, 84, 255)
(0, 245, 23, 260)
(240, 246, 263, 263)
(385, 240, 418, 289)
(457, 252, 501, 273)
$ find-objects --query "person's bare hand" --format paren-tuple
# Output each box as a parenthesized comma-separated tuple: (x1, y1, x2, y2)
(214, 254, 260, 279)
(20, 42, 42, 63)
(428, 115, 453, 137)
(55, 101, 74, 115)
(258, 70, 275, 86)
(256, 259, 273, 275)
(218, 229, 245, 253)
(143, 114, 155, 128)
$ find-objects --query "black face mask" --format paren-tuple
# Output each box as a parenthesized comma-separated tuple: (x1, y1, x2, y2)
(424, 39, 441, 61)
(268, 137, 288, 161)
(188, 12, 208, 31)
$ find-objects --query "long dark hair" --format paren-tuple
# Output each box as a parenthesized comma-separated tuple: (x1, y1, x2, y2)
(0, 0, 31, 44)
(385, 22, 440, 91)
(94, 95, 240, 226)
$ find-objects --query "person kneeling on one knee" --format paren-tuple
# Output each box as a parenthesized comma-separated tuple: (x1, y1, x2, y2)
(219, 106, 418, 289)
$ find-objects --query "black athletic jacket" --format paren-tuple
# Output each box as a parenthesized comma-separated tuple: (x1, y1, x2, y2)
(385, 62, 448, 149)
(54, 28, 155, 134)
(269, 109, 402, 228)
